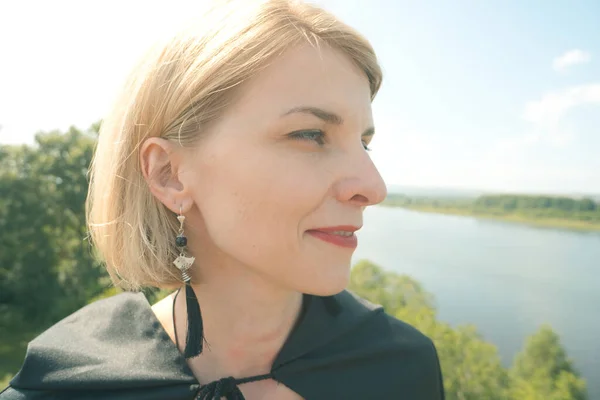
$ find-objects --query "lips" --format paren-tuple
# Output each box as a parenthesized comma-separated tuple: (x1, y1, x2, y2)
(306, 225, 361, 249)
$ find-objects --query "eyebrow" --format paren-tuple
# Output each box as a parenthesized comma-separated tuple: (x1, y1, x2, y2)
(283, 106, 343, 125)
(282, 106, 375, 136)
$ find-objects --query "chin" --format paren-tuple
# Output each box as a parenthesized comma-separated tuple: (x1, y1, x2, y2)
(295, 264, 351, 297)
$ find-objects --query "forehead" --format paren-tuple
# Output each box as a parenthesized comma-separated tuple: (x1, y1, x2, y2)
(227, 42, 373, 123)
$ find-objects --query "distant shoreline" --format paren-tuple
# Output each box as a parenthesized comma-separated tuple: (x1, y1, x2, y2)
(383, 204, 600, 232)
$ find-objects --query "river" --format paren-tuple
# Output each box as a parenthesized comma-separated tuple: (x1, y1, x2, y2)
(352, 206, 600, 398)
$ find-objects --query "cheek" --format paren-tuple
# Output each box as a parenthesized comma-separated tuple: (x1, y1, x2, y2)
(192, 145, 327, 264)
(190, 143, 352, 294)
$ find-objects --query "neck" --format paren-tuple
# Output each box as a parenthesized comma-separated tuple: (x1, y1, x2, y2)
(174, 260, 303, 380)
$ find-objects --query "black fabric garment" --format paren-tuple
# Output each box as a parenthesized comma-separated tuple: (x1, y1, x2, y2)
(1, 290, 445, 399)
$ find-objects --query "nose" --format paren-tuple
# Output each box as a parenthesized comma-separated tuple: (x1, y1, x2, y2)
(333, 148, 388, 207)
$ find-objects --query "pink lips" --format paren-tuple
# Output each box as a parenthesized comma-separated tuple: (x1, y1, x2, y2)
(306, 225, 360, 249)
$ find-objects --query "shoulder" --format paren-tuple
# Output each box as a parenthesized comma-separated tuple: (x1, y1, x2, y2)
(21, 292, 151, 352)
(348, 289, 441, 358)
(5, 292, 193, 397)
(336, 290, 438, 353)
(279, 291, 444, 399)
(328, 291, 444, 398)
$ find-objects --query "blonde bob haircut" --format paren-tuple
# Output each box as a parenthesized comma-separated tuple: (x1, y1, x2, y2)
(86, 0, 383, 291)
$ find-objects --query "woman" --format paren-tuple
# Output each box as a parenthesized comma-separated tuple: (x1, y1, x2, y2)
(1, 0, 444, 399)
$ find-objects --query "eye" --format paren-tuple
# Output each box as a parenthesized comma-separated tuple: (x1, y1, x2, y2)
(362, 140, 372, 152)
(288, 129, 326, 146)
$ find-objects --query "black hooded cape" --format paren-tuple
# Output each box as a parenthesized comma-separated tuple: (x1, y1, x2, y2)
(1, 290, 444, 399)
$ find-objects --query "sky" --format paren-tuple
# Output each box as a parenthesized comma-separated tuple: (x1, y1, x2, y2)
(0, 0, 599, 194)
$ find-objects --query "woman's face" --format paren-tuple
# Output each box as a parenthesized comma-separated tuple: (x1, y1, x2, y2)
(179, 43, 387, 295)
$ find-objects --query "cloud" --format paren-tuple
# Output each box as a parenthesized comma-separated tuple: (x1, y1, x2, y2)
(488, 83, 600, 160)
(523, 83, 600, 130)
(552, 49, 591, 72)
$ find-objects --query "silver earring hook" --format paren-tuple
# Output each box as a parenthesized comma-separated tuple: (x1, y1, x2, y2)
(177, 206, 185, 234)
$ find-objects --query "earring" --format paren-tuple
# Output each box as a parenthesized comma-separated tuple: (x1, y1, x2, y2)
(173, 206, 204, 359)
(173, 207, 195, 279)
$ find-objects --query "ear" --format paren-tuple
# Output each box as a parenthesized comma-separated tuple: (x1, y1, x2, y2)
(140, 137, 192, 214)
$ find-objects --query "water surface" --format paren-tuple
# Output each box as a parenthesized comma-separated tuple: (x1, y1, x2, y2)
(352, 206, 600, 398)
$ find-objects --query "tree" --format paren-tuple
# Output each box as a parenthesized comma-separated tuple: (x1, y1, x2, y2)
(349, 259, 434, 316)
(578, 198, 596, 212)
(0, 124, 108, 328)
(430, 323, 509, 400)
(0, 144, 64, 326)
(349, 261, 591, 399)
(509, 325, 587, 400)
(349, 260, 510, 400)
(29, 126, 108, 315)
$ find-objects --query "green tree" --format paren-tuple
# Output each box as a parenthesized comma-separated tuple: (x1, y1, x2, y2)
(509, 325, 587, 400)
(349, 260, 510, 400)
(0, 144, 63, 325)
(0, 125, 108, 328)
(349, 259, 434, 316)
(578, 198, 596, 212)
(430, 323, 509, 400)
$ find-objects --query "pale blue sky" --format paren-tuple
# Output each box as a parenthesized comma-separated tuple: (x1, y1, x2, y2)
(1, 0, 598, 194)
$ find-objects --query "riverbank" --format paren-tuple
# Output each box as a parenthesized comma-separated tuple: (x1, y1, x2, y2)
(383, 204, 600, 232)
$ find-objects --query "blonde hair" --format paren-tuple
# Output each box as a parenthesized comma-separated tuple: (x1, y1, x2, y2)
(86, 0, 383, 291)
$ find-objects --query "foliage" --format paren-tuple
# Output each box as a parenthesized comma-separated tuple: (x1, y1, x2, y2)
(383, 193, 600, 230)
(0, 125, 108, 328)
(350, 260, 587, 400)
(349, 259, 434, 315)
(509, 325, 587, 400)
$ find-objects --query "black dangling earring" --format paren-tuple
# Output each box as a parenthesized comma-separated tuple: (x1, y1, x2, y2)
(173, 206, 204, 359)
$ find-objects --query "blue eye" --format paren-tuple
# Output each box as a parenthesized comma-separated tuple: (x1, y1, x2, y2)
(289, 129, 372, 151)
(289, 129, 326, 146)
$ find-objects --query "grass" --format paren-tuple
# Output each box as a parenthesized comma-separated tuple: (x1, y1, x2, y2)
(389, 204, 600, 232)
(0, 328, 39, 389)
